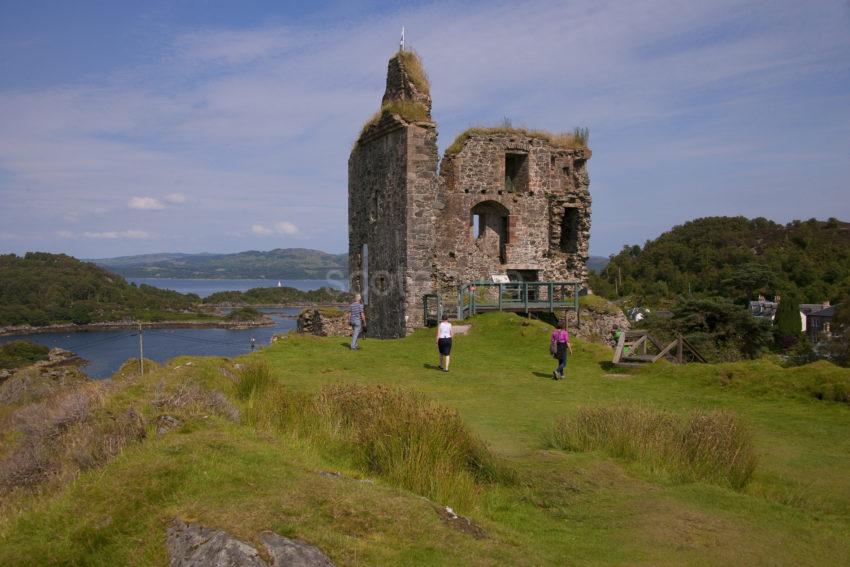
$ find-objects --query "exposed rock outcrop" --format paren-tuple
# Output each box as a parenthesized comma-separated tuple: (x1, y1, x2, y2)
(564, 300, 629, 346)
(167, 519, 335, 567)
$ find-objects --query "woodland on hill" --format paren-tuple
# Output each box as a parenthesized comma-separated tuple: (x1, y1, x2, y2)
(590, 216, 850, 305)
(0, 253, 203, 327)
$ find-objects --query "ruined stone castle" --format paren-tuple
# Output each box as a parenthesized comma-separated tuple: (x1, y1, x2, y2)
(349, 51, 592, 338)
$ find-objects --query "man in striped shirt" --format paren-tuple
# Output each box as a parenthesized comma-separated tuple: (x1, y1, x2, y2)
(350, 293, 366, 350)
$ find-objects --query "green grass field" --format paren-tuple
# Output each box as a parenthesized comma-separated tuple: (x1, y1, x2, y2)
(1, 312, 848, 566)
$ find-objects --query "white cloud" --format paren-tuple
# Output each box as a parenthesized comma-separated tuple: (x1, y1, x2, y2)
(81, 230, 152, 240)
(128, 196, 165, 210)
(274, 221, 300, 235)
(164, 192, 188, 204)
(251, 224, 274, 235)
(251, 222, 300, 236)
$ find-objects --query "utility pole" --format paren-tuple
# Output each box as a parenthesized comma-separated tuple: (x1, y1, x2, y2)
(138, 322, 144, 376)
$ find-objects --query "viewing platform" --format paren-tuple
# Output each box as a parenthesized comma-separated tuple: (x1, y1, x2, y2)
(424, 281, 582, 325)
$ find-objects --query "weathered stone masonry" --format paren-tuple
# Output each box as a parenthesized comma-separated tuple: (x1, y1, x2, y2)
(349, 51, 592, 338)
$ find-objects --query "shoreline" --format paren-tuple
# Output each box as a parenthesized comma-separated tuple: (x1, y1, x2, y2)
(0, 318, 275, 338)
(205, 302, 347, 309)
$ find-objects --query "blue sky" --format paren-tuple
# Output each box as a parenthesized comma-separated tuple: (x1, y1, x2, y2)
(1, 0, 848, 259)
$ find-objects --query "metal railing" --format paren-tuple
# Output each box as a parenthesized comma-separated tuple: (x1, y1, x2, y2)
(456, 280, 581, 320)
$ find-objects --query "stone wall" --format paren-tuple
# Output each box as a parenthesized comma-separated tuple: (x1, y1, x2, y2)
(297, 308, 350, 337)
(433, 134, 591, 295)
(563, 304, 629, 346)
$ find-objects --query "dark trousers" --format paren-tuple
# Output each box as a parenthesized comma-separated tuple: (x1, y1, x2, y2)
(554, 343, 567, 376)
(556, 353, 567, 376)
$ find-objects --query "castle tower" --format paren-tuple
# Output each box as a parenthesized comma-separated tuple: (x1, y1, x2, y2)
(348, 51, 439, 338)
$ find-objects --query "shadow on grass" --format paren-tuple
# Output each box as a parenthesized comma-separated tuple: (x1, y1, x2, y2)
(598, 361, 637, 374)
(423, 363, 442, 371)
(532, 371, 555, 379)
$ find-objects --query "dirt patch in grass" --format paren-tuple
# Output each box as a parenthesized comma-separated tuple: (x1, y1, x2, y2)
(434, 505, 486, 539)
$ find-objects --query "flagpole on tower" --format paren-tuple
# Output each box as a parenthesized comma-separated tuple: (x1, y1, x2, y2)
(400, 26, 405, 51)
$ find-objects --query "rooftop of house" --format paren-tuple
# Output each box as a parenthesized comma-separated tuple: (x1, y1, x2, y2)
(808, 305, 836, 318)
(800, 303, 832, 315)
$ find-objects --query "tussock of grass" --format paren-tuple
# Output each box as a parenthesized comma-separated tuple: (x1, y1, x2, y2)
(394, 49, 430, 94)
(111, 358, 161, 381)
(446, 125, 590, 155)
(246, 382, 504, 509)
(549, 404, 757, 489)
(315, 307, 344, 317)
(153, 379, 241, 422)
(235, 359, 273, 402)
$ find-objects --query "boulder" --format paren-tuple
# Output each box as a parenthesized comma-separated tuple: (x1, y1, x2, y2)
(167, 519, 335, 567)
(155, 414, 183, 435)
(259, 531, 336, 567)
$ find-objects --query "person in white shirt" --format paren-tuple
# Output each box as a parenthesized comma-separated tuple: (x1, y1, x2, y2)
(436, 313, 453, 372)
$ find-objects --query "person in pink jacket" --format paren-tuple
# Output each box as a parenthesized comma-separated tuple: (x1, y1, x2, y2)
(550, 320, 573, 380)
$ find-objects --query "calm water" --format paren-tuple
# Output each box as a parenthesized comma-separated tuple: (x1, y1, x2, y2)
(129, 278, 347, 298)
(0, 308, 301, 379)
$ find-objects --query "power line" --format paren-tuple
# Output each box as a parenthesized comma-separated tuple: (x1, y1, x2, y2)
(143, 329, 252, 347)
(65, 332, 137, 352)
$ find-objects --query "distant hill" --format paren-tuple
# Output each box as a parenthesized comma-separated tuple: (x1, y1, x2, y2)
(85, 252, 206, 266)
(589, 216, 850, 304)
(587, 256, 610, 273)
(94, 248, 348, 279)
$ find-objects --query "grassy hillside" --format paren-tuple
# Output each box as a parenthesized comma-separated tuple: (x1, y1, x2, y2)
(95, 248, 348, 279)
(1, 313, 848, 565)
(0, 253, 212, 327)
(590, 216, 850, 304)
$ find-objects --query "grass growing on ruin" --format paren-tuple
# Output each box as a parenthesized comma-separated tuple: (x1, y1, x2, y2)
(579, 293, 623, 315)
(446, 125, 590, 154)
(1, 313, 849, 566)
(357, 100, 431, 141)
(395, 49, 430, 94)
(548, 404, 757, 488)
